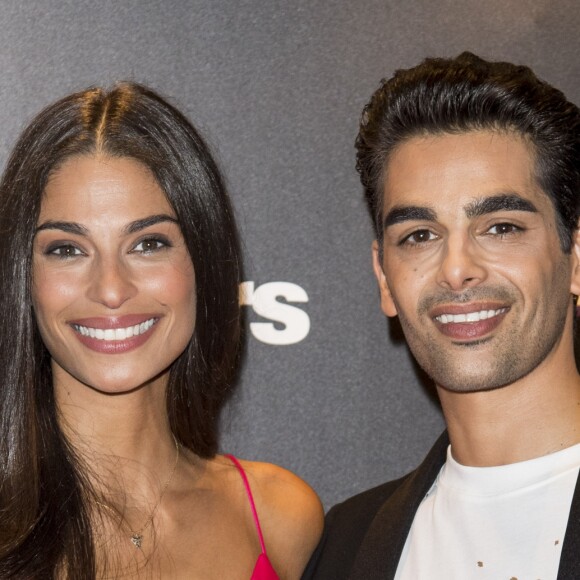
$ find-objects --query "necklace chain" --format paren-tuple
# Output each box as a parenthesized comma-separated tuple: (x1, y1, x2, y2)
(97, 434, 180, 549)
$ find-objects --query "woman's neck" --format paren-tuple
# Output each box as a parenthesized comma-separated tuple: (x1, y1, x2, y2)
(54, 368, 179, 503)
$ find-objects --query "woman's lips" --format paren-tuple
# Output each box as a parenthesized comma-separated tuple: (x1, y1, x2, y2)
(432, 306, 509, 341)
(67, 315, 161, 354)
(68, 314, 159, 329)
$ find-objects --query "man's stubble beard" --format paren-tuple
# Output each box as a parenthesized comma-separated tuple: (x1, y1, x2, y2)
(393, 269, 572, 394)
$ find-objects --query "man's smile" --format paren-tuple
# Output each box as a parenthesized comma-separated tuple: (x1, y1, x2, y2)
(434, 307, 509, 324)
(431, 304, 510, 341)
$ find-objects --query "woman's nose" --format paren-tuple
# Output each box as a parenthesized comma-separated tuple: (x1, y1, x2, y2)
(86, 257, 138, 309)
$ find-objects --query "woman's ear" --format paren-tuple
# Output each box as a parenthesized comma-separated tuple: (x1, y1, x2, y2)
(570, 222, 580, 297)
(371, 240, 398, 317)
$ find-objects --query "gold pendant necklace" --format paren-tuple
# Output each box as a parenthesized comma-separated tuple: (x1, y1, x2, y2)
(97, 435, 180, 550)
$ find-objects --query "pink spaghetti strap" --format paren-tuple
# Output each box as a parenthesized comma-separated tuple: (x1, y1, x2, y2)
(224, 454, 268, 554)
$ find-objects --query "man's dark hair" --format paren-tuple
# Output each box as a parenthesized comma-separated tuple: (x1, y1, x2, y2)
(356, 51, 580, 251)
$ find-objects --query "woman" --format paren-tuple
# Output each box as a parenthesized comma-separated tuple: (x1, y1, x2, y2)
(0, 83, 323, 578)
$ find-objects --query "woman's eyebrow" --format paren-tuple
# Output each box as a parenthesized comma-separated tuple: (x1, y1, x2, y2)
(35, 221, 88, 235)
(122, 214, 179, 235)
(34, 214, 179, 236)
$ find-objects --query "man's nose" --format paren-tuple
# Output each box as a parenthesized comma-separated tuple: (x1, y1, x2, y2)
(436, 234, 487, 291)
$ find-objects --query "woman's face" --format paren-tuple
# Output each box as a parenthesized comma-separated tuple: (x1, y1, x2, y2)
(32, 155, 196, 395)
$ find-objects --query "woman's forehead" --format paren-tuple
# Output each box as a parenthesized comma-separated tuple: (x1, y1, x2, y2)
(40, 155, 175, 223)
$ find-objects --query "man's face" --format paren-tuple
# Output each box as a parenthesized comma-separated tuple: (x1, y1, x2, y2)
(372, 130, 580, 393)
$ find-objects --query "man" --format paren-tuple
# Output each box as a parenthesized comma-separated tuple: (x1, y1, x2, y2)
(306, 52, 580, 579)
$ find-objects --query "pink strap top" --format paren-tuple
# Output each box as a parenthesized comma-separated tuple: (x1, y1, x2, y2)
(224, 454, 280, 580)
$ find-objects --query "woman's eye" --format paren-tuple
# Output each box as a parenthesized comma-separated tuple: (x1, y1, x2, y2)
(400, 230, 437, 246)
(132, 238, 169, 254)
(47, 244, 83, 258)
(487, 223, 521, 236)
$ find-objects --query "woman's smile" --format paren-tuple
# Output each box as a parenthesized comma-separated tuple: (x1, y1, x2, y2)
(69, 314, 161, 353)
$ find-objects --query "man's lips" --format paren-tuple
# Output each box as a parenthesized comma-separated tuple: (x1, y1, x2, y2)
(434, 307, 508, 324)
(430, 303, 510, 341)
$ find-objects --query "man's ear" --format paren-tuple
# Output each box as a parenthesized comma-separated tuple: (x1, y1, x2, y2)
(570, 222, 580, 297)
(371, 240, 398, 317)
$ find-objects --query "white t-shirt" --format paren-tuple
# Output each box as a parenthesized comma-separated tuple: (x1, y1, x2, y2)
(394, 443, 580, 580)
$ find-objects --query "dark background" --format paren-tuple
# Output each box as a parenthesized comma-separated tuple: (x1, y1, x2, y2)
(1, 0, 578, 508)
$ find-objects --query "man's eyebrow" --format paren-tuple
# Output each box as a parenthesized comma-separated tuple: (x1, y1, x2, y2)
(35, 214, 179, 236)
(464, 194, 538, 218)
(383, 206, 437, 230)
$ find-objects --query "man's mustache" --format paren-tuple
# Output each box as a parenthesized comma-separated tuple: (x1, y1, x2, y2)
(417, 286, 516, 316)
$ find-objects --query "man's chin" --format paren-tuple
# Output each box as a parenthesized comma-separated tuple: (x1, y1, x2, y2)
(435, 378, 516, 395)
(421, 357, 523, 394)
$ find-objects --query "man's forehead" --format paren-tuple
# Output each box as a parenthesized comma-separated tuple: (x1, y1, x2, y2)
(379, 130, 545, 223)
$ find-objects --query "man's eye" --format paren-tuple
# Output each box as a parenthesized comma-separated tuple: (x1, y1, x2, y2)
(487, 223, 521, 236)
(132, 238, 169, 253)
(400, 230, 437, 246)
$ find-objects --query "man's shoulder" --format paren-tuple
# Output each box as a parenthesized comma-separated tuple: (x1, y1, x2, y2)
(326, 473, 410, 530)
(324, 430, 449, 536)
(304, 432, 450, 579)
(302, 472, 413, 580)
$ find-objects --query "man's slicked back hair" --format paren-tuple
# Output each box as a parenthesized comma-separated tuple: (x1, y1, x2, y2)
(356, 51, 580, 251)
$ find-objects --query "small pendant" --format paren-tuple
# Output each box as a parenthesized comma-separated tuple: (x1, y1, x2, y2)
(131, 534, 143, 549)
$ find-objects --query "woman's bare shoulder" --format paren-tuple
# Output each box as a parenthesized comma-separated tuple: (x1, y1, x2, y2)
(231, 457, 324, 579)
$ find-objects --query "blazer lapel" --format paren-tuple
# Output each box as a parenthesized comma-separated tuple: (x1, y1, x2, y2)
(349, 432, 449, 579)
(557, 467, 580, 579)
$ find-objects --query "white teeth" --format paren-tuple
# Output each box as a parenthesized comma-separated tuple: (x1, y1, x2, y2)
(115, 328, 127, 340)
(73, 318, 156, 341)
(435, 308, 507, 324)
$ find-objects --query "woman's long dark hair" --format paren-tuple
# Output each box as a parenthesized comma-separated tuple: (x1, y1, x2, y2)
(0, 83, 242, 577)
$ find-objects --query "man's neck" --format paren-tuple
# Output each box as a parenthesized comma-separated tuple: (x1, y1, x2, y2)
(437, 354, 580, 467)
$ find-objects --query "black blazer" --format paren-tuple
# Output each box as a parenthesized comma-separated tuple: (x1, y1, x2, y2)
(304, 432, 580, 579)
